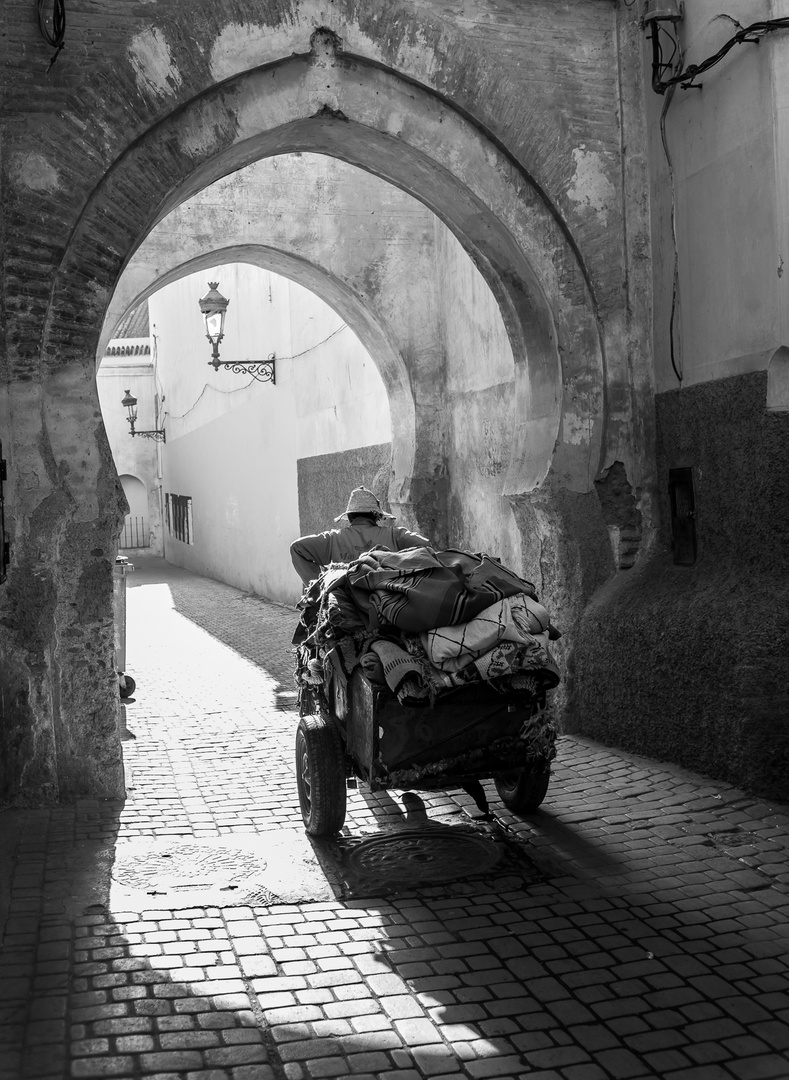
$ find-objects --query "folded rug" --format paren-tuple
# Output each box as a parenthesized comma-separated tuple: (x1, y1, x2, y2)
(422, 594, 553, 669)
(371, 639, 426, 698)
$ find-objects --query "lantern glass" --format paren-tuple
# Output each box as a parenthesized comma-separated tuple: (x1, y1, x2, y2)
(204, 309, 224, 343)
(122, 389, 138, 419)
(199, 282, 229, 347)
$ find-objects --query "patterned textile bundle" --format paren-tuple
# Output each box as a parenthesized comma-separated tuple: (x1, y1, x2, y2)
(294, 547, 560, 708)
(370, 639, 431, 707)
(401, 634, 482, 697)
(474, 637, 560, 689)
(370, 639, 423, 696)
(422, 594, 552, 671)
(346, 546, 537, 633)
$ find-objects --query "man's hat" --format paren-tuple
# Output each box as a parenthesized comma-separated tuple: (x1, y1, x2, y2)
(335, 487, 395, 523)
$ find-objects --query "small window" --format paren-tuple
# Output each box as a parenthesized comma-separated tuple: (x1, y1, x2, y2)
(669, 468, 696, 565)
(170, 494, 193, 545)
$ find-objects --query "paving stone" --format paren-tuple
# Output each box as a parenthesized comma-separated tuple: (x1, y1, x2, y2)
(3, 557, 789, 1080)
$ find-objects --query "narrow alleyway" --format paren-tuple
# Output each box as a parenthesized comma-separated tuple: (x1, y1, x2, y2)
(1, 556, 788, 1080)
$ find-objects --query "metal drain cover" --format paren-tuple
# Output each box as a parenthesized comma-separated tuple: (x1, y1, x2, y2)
(346, 828, 501, 883)
(308, 823, 546, 900)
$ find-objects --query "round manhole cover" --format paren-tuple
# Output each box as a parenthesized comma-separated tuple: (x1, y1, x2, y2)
(345, 827, 502, 885)
(113, 844, 269, 893)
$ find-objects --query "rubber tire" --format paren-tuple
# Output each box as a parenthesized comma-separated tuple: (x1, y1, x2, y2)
(494, 764, 550, 813)
(295, 714, 347, 836)
(119, 675, 136, 699)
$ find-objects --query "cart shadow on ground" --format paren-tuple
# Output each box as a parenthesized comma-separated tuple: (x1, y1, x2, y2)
(303, 778, 629, 906)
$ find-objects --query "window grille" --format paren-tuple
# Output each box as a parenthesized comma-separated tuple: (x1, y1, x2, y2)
(170, 494, 193, 545)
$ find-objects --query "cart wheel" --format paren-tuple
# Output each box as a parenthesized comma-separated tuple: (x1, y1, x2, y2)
(494, 763, 550, 813)
(119, 675, 136, 700)
(295, 715, 347, 836)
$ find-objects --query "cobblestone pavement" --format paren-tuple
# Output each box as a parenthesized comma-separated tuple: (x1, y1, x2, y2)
(1, 555, 788, 1080)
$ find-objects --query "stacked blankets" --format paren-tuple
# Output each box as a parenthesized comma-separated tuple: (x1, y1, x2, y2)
(294, 545, 560, 710)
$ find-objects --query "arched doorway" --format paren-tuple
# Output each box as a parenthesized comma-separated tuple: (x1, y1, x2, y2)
(118, 474, 149, 550)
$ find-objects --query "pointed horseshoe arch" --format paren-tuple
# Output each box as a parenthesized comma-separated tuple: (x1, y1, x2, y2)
(44, 43, 605, 505)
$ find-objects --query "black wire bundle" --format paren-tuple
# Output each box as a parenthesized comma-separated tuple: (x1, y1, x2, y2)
(37, 0, 66, 71)
(652, 16, 789, 94)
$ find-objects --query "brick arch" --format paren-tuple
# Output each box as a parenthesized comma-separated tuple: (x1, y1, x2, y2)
(45, 45, 605, 504)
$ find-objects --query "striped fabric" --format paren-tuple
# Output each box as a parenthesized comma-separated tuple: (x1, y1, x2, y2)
(346, 546, 537, 633)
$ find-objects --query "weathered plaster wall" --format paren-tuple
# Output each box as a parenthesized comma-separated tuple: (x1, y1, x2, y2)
(438, 221, 523, 571)
(0, 0, 651, 802)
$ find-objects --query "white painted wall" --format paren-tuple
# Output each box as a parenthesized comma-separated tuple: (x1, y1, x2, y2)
(149, 262, 391, 602)
(648, 0, 786, 391)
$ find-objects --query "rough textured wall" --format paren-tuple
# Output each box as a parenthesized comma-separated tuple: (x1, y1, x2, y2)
(575, 372, 789, 799)
(298, 444, 392, 538)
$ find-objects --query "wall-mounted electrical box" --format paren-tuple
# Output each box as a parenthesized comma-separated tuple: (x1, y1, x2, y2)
(643, 0, 684, 24)
(669, 467, 696, 565)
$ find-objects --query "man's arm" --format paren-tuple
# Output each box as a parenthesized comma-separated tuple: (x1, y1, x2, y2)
(290, 533, 333, 585)
(394, 527, 432, 550)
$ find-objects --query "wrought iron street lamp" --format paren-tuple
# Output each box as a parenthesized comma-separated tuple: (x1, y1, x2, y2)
(198, 281, 276, 384)
(121, 390, 166, 442)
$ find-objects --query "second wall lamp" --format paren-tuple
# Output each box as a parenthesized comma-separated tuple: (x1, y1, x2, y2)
(122, 390, 166, 442)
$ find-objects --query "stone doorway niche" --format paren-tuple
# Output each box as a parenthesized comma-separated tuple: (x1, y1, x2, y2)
(16, 31, 609, 801)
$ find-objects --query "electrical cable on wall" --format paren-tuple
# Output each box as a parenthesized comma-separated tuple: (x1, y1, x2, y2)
(169, 323, 348, 421)
(37, 0, 66, 71)
(649, 14, 789, 93)
(660, 47, 684, 385)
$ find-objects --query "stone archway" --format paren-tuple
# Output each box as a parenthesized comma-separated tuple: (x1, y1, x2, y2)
(3, 23, 618, 802)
